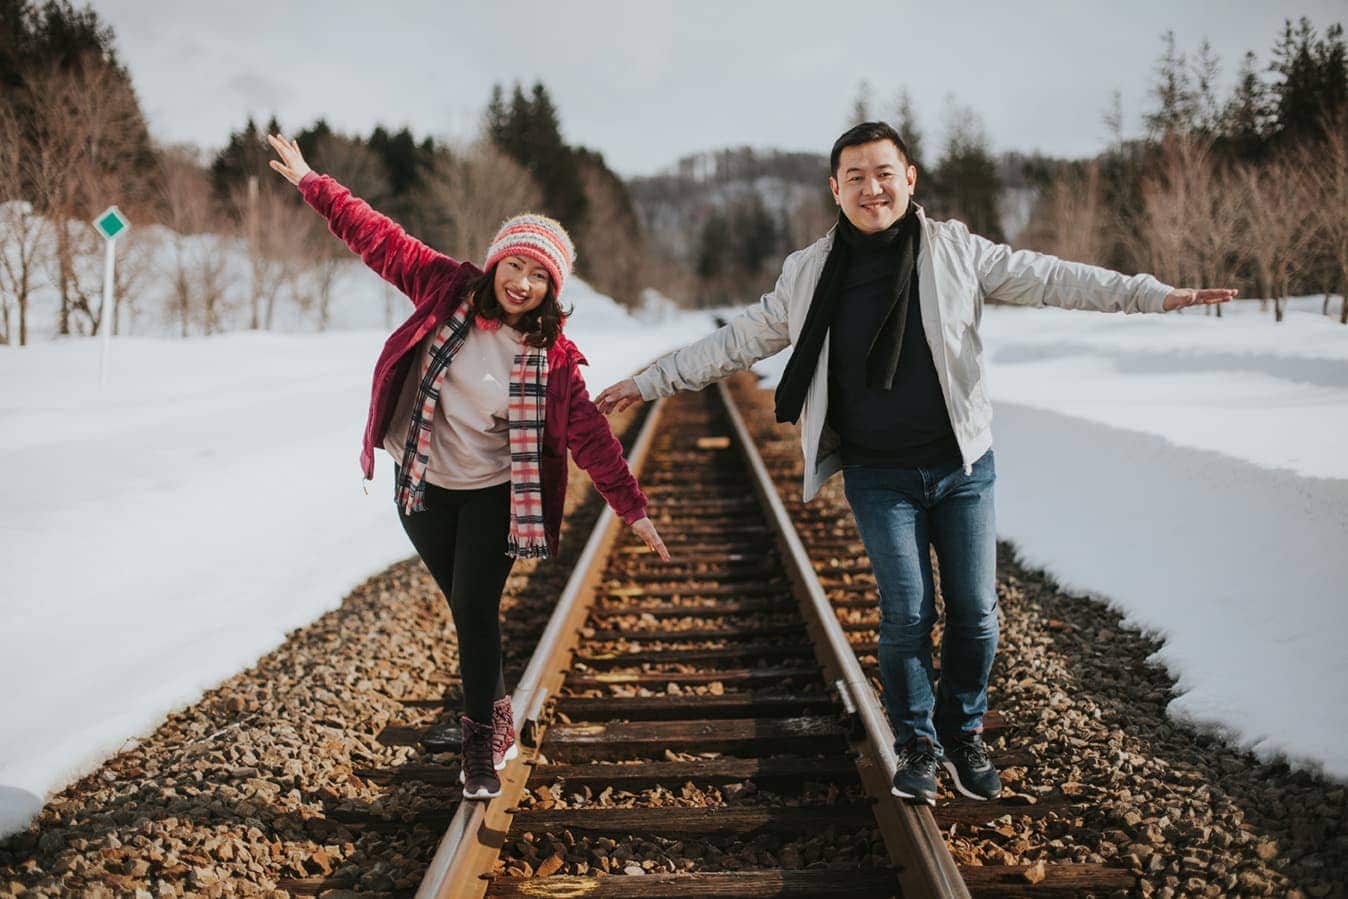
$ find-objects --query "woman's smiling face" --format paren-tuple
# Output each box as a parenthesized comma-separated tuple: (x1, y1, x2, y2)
(493, 254, 551, 325)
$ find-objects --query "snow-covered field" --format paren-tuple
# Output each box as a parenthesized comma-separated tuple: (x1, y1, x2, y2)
(0, 261, 716, 839)
(3, 255, 1344, 841)
(980, 297, 1348, 783)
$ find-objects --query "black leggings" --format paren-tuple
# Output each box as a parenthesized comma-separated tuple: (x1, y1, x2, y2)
(396, 475, 516, 723)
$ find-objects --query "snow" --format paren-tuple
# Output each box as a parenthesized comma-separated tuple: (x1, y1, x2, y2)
(756, 295, 1348, 781)
(4, 249, 1345, 842)
(982, 297, 1348, 781)
(0, 262, 717, 839)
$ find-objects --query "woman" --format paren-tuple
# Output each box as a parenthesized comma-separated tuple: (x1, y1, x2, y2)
(267, 134, 669, 800)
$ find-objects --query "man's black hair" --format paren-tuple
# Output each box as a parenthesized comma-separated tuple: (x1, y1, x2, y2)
(830, 121, 911, 175)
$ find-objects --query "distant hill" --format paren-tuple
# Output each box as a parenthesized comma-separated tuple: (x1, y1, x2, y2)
(626, 145, 1049, 306)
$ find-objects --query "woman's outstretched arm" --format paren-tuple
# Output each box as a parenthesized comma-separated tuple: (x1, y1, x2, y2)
(267, 133, 459, 304)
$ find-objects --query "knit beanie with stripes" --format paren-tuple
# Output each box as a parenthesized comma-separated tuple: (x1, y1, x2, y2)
(483, 213, 577, 297)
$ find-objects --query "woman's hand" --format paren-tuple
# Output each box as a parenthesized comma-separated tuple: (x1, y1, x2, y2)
(267, 133, 312, 186)
(1163, 288, 1238, 311)
(595, 378, 645, 416)
(630, 516, 670, 561)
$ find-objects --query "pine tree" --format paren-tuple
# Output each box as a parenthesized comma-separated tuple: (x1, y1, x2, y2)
(1223, 51, 1271, 160)
(848, 79, 873, 127)
(211, 117, 271, 201)
(1269, 17, 1327, 146)
(891, 87, 924, 171)
(485, 80, 588, 234)
(1315, 23, 1347, 126)
(1192, 40, 1222, 136)
(933, 100, 1004, 242)
(1146, 30, 1198, 138)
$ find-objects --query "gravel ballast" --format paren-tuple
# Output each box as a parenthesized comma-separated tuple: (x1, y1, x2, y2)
(3, 383, 1344, 898)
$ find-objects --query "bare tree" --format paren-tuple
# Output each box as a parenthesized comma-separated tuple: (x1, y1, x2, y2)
(1029, 161, 1107, 265)
(158, 145, 231, 336)
(576, 161, 644, 304)
(233, 181, 308, 330)
(0, 104, 48, 346)
(301, 133, 393, 329)
(1179, 143, 1244, 317)
(1237, 158, 1316, 322)
(108, 226, 156, 335)
(1307, 113, 1348, 324)
(426, 141, 543, 267)
(25, 62, 151, 336)
(1137, 137, 1222, 297)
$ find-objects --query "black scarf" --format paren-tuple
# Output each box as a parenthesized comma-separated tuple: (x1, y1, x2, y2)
(774, 200, 920, 424)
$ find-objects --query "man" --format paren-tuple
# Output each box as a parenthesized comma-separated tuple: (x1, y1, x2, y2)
(595, 122, 1234, 806)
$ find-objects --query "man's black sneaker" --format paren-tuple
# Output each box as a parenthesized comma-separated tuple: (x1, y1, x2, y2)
(891, 737, 941, 806)
(941, 731, 1002, 800)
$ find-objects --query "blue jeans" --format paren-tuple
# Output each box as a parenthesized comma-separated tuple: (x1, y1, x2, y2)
(842, 450, 998, 753)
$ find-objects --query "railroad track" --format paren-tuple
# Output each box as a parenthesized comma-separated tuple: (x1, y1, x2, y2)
(378, 381, 1138, 897)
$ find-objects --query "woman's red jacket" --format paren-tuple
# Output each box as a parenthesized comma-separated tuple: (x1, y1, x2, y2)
(298, 173, 648, 556)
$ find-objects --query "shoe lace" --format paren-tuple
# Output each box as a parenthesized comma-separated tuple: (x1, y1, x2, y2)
(461, 719, 496, 778)
(953, 734, 990, 770)
(900, 740, 940, 776)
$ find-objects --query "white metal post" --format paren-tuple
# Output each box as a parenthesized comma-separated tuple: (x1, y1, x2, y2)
(99, 236, 116, 387)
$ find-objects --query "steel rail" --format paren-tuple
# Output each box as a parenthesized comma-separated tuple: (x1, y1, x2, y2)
(716, 380, 972, 899)
(415, 398, 668, 899)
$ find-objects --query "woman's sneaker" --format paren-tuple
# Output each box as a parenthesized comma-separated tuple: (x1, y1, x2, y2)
(458, 715, 500, 800)
(940, 731, 1002, 800)
(491, 696, 518, 770)
(891, 737, 941, 806)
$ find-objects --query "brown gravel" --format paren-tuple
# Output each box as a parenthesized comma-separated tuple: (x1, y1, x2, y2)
(729, 371, 1347, 899)
(0, 407, 643, 897)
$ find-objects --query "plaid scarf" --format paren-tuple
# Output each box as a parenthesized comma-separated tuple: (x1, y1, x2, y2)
(394, 308, 551, 559)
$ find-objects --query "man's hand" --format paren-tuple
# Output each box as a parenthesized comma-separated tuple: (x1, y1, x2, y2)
(595, 378, 645, 416)
(267, 133, 312, 186)
(1163, 288, 1238, 312)
(630, 516, 670, 561)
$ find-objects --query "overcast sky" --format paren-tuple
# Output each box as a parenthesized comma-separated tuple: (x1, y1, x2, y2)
(94, 0, 1342, 177)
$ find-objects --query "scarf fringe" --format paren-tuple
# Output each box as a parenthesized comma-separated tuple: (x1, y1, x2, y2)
(507, 535, 551, 560)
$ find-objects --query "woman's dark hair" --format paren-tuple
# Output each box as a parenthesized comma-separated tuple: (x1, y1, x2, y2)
(467, 262, 572, 349)
(830, 121, 912, 175)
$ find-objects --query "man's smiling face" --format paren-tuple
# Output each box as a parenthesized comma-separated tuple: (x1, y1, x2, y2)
(829, 139, 917, 234)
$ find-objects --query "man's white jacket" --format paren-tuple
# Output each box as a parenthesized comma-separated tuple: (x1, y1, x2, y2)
(634, 206, 1174, 501)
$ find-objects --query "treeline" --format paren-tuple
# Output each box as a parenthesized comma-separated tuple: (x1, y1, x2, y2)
(0, 0, 156, 343)
(1020, 19, 1347, 322)
(627, 86, 1020, 308)
(0, 0, 650, 346)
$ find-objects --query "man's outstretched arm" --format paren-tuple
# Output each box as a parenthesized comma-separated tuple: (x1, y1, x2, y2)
(595, 252, 801, 415)
(968, 226, 1235, 314)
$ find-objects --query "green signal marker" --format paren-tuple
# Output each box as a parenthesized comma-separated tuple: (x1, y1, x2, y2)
(93, 206, 130, 240)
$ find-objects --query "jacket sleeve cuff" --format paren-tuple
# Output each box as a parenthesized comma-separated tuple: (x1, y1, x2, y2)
(298, 171, 320, 191)
(633, 368, 665, 401)
(620, 505, 647, 526)
(1144, 276, 1174, 314)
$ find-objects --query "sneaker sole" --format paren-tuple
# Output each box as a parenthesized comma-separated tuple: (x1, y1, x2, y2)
(941, 759, 1001, 801)
(461, 785, 501, 800)
(890, 785, 936, 807)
